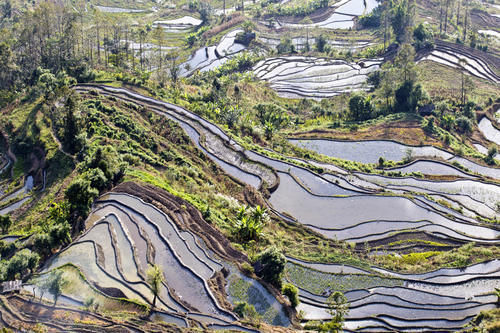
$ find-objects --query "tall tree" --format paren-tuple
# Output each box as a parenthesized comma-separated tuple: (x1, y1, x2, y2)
(327, 291, 349, 331)
(47, 270, 68, 306)
(147, 264, 164, 308)
(394, 43, 417, 82)
(139, 28, 146, 71)
(0, 42, 18, 90)
(391, 0, 414, 43)
(463, 1, 468, 41)
(153, 26, 164, 70)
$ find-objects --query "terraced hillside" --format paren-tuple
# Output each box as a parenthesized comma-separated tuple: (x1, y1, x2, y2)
(65, 85, 499, 331)
(0, 0, 499, 331)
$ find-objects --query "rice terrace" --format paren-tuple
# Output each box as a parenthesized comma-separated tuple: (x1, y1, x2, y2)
(0, 0, 499, 331)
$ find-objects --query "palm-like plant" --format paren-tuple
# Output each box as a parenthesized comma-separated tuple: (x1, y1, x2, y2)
(234, 206, 268, 241)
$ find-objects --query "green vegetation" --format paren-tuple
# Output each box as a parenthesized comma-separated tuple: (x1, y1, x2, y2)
(323, 291, 349, 332)
(284, 263, 403, 295)
(146, 264, 164, 308)
(0, 0, 498, 330)
(0, 215, 11, 234)
(282, 283, 299, 308)
(46, 269, 68, 306)
(373, 243, 500, 273)
(254, 246, 286, 288)
(234, 206, 269, 241)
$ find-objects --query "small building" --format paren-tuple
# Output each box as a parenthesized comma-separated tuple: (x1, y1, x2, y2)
(1, 280, 22, 293)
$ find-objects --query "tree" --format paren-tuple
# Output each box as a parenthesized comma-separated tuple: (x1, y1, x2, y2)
(47, 270, 68, 306)
(326, 291, 349, 331)
(147, 264, 164, 307)
(264, 121, 275, 140)
(63, 95, 81, 154)
(233, 301, 258, 319)
(455, 116, 473, 134)
(300, 17, 313, 52)
(1, 0, 12, 19)
(48, 222, 72, 248)
(277, 37, 295, 54)
(380, 67, 397, 110)
(5, 249, 39, 280)
(349, 94, 374, 121)
(138, 28, 147, 71)
(282, 283, 299, 307)
(458, 59, 474, 105)
(37, 71, 58, 99)
(394, 44, 417, 83)
(0, 42, 17, 90)
(440, 114, 455, 131)
(444, 0, 453, 33)
(484, 145, 498, 165)
(394, 80, 427, 113)
(413, 23, 434, 50)
(219, 105, 241, 129)
(33, 233, 52, 257)
(167, 51, 180, 85)
(463, 1, 468, 41)
(0, 215, 11, 234)
(316, 34, 327, 53)
(423, 116, 436, 135)
(198, 1, 212, 24)
(391, 0, 414, 43)
(254, 247, 286, 288)
(65, 177, 99, 216)
(153, 26, 165, 71)
(33, 275, 51, 302)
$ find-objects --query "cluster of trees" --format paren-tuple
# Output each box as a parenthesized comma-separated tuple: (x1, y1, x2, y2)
(0, 1, 185, 107)
(254, 246, 286, 288)
(254, 103, 290, 139)
(0, 248, 39, 281)
(350, 44, 429, 121)
(32, 202, 72, 258)
(277, 34, 329, 55)
(65, 145, 126, 220)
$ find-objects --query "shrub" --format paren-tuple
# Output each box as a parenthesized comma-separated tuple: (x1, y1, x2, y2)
(315, 34, 327, 53)
(254, 246, 286, 288)
(413, 22, 434, 50)
(455, 116, 473, 134)
(484, 145, 498, 165)
(4, 249, 39, 281)
(241, 262, 254, 275)
(0, 215, 11, 234)
(282, 283, 299, 307)
(233, 301, 258, 319)
(65, 177, 99, 216)
(277, 38, 295, 54)
(423, 116, 436, 135)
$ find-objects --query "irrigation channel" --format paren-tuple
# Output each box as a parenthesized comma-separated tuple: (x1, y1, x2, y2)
(74, 84, 500, 330)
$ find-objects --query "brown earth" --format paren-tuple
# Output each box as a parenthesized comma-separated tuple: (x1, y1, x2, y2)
(0, 294, 186, 333)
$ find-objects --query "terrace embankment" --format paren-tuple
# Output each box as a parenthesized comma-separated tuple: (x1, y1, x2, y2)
(112, 181, 251, 264)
